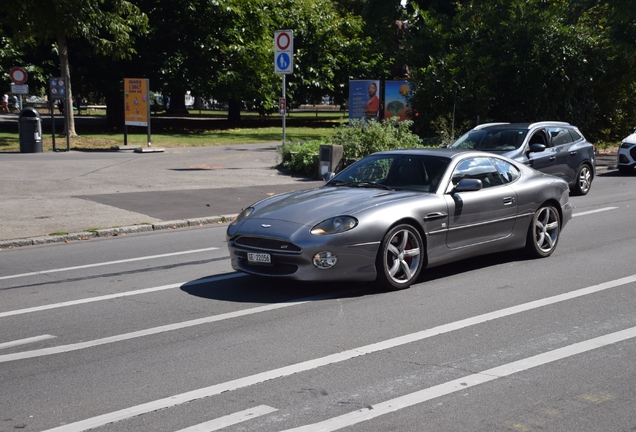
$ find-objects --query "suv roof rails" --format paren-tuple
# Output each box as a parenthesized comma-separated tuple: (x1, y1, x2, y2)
(529, 121, 570, 128)
(473, 122, 510, 130)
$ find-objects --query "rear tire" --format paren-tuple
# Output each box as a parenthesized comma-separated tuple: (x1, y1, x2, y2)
(526, 205, 561, 258)
(376, 224, 424, 290)
(571, 163, 592, 195)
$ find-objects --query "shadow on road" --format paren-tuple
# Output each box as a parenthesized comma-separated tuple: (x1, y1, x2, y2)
(180, 249, 532, 303)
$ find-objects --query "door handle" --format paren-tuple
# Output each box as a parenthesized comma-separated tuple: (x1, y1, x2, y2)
(424, 212, 447, 221)
(570, 151, 577, 156)
(503, 196, 515, 205)
(549, 156, 556, 161)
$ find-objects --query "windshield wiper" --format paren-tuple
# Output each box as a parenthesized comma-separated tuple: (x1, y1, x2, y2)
(326, 179, 359, 188)
(327, 180, 393, 190)
(356, 181, 393, 190)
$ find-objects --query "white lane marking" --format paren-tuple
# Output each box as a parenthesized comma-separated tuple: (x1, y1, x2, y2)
(174, 405, 277, 432)
(1, 289, 356, 363)
(572, 207, 618, 217)
(283, 326, 636, 432)
(40, 274, 636, 432)
(0, 247, 220, 281)
(0, 334, 56, 350)
(0, 273, 244, 319)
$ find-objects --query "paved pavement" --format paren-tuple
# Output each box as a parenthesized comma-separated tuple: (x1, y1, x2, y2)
(0, 143, 323, 248)
(0, 111, 618, 249)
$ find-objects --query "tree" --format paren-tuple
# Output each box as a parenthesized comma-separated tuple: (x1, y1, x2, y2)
(404, 0, 636, 141)
(131, 0, 375, 122)
(269, 0, 373, 108)
(0, 0, 148, 136)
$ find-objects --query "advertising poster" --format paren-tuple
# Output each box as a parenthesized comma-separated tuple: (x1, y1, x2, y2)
(383, 81, 413, 122)
(124, 78, 149, 126)
(349, 79, 381, 121)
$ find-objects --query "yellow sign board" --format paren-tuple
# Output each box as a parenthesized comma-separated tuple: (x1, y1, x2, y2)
(124, 78, 149, 126)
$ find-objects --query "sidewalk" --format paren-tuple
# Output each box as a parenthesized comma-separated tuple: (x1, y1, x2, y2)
(0, 141, 617, 250)
(0, 144, 323, 249)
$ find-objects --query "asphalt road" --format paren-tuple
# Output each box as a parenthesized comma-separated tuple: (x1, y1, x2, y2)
(1, 172, 635, 431)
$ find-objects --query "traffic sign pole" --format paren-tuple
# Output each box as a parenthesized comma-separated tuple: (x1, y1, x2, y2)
(282, 75, 286, 146)
(10, 68, 28, 115)
(274, 30, 293, 146)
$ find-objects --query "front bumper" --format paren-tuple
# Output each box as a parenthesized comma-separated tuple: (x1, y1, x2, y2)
(227, 238, 379, 281)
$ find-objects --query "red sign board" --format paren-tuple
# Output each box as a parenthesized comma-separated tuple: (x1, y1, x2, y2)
(10, 67, 28, 84)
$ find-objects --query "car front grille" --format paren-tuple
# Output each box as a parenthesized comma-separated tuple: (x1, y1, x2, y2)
(238, 260, 298, 275)
(234, 236, 302, 252)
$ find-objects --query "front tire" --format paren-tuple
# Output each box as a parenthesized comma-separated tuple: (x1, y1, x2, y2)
(571, 163, 593, 195)
(526, 205, 561, 258)
(618, 165, 634, 174)
(376, 224, 424, 290)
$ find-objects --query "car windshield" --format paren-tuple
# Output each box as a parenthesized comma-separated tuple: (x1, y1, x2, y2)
(450, 128, 528, 151)
(328, 154, 450, 192)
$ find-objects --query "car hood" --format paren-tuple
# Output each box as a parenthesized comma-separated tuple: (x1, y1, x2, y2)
(622, 132, 636, 144)
(246, 186, 425, 226)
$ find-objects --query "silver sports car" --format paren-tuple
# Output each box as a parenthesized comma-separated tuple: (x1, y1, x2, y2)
(226, 148, 572, 290)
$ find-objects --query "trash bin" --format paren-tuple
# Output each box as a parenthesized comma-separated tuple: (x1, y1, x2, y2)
(18, 107, 43, 153)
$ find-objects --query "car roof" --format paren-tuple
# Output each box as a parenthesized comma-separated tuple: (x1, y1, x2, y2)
(374, 147, 494, 160)
(473, 121, 571, 130)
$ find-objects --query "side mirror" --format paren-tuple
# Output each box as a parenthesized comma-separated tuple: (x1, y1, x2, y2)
(323, 172, 336, 182)
(453, 178, 482, 193)
(529, 143, 546, 153)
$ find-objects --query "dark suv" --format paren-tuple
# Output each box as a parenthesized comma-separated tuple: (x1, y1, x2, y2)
(449, 122, 596, 195)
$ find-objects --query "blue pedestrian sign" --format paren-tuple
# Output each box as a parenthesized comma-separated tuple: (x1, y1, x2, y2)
(277, 53, 291, 71)
(274, 30, 293, 74)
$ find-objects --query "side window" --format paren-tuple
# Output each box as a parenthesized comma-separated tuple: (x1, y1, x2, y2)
(548, 127, 574, 147)
(451, 157, 504, 189)
(569, 128, 582, 141)
(491, 158, 520, 184)
(529, 130, 549, 147)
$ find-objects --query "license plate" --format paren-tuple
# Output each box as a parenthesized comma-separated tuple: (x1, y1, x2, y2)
(247, 252, 271, 264)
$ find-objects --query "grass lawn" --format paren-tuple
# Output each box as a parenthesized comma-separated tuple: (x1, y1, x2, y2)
(0, 125, 339, 152)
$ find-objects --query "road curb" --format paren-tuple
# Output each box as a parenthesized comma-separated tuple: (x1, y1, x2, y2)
(0, 215, 236, 250)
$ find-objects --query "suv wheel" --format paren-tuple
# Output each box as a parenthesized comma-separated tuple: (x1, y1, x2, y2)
(571, 163, 592, 195)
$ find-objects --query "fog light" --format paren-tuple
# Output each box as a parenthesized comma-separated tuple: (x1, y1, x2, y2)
(313, 251, 338, 269)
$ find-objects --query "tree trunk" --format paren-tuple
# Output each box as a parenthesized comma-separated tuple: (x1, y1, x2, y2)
(56, 33, 77, 137)
(166, 84, 188, 115)
(106, 87, 124, 130)
(228, 98, 241, 122)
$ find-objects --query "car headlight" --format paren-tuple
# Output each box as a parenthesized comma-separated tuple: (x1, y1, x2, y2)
(621, 142, 636, 149)
(230, 207, 254, 226)
(310, 216, 358, 235)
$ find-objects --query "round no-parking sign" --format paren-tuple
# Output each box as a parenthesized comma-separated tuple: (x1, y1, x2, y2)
(274, 30, 293, 74)
(10, 67, 28, 84)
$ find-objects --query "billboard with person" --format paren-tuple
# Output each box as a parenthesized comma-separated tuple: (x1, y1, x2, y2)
(348, 80, 381, 121)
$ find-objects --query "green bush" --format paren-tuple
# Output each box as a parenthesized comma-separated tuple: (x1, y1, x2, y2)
(330, 119, 424, 160)
(279, 140, 325, 176)
(279, 119, 427, 177)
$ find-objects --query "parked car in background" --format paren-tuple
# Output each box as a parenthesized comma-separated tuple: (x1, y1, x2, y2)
(227, 148, 572, 290)
(617, 131, 636, 174)
(448, 122, 596, 195)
